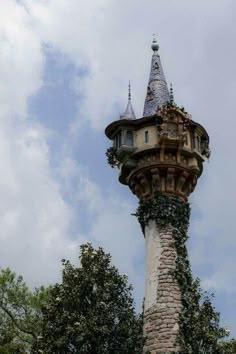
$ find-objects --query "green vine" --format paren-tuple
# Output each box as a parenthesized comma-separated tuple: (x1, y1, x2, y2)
(105, 147, 118, 168)
(133, 192, 228, 354)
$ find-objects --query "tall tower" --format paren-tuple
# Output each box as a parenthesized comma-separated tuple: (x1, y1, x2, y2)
(105, 37, 210, 353)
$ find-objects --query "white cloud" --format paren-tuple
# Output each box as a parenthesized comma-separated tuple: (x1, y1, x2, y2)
(0, 0, 43, 118)
(0, 0, 77, 286)
(0, 117, 78, 287)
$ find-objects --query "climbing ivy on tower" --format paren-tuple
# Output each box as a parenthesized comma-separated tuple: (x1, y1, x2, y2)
(105, 147, 118, 168)
(134, 192, 228, 354)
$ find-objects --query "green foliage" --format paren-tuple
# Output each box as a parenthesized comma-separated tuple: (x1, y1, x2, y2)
(134, 192, 229, 354)
(105, 147, 118, 168)
(134, 192, 190, 234)
(218, 338, 236, 353)
(0, 267, 50, 353)
(39, 243, 144, 354)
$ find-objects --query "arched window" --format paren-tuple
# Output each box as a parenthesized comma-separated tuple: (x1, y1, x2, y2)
(195, 135, 201, 151)
(126, 131, 133, 146)
(114, 131, 122, 148)
(118, 131, 122, 147)
(167, 123, 178, 137)
(184, 131, 190, 146)
(145, 131, 149, 143)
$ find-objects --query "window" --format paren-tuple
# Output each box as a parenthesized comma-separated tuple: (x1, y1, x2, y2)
(185, 132, 189, 146)
(167, 123, 178, 137)
(114, 131, 122, 148)
(195, 135, 201, 151)
(145, 131, 149, 143)
(114, 135, 118, 148)
(126, 131, 133, 146)
(118, 131, 122, 147)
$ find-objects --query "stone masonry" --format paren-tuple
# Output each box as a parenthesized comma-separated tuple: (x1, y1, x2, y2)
(143, 221, 182, 353)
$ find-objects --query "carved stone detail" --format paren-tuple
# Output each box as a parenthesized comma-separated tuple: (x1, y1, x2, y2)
(129, 167, 197, 201)
(151, 168, 161, 192)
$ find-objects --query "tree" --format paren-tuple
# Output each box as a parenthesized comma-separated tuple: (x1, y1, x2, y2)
(181, 280, 229, 354)
(0, 268, 49, 353)
(39, 243, 143, 354)
(0, 246, 233, 354)
(218, 338, 236, 353)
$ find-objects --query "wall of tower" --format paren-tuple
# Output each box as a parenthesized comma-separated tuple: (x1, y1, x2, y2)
(144, 220, 161, 310)
(135, 125, 158, 148)
(143, 221, 182, 354)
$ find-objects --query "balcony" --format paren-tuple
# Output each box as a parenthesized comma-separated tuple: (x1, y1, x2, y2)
(117, 144, 137, 161)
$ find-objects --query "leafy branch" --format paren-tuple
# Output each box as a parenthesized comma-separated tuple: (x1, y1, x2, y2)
(105, 147, 118, 168)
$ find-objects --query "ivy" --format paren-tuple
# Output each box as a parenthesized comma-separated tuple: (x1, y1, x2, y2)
(105, 147, 118, 168)
(133, 192, 228, 354)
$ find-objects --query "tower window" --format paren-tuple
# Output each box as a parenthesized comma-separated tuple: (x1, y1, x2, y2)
(126, 131, 133, 146)
(186, 134, 189, 146)
(114, 131, 122, 148)
(145, 131, 149, 143)
(195, 135, 201, 151)
(167, 123, 178, 137)
(118, 131, 122, 147)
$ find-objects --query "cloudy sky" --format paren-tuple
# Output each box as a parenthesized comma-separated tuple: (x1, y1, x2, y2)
(0, 0, 236, 336)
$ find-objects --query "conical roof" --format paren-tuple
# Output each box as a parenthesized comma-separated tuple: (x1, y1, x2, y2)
(143, 36, 170, 117)
(120, 82, 136, 120)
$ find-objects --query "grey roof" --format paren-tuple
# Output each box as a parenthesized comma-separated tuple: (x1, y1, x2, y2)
(120, 82, 136, 120)
(143, 43, 170, 117)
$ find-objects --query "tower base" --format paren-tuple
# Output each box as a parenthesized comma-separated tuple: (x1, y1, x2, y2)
(143, 221, 182, 353)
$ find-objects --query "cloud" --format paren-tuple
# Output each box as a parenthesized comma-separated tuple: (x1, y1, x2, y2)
(0, 0, 43, 118)
(0, 0, 77, 286)
(0, 117, 79, 287)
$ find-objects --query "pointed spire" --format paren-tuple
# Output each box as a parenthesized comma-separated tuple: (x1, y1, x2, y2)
(120, 81, 136, 120)
(143, 35, 170, 117)
(128, 80, 131, 100)
(170, 82, 174, 105)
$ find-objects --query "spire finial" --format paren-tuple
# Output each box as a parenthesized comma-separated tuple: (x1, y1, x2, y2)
(170, 82, 174, 104)
(120, 81, 136, 120)
(151, 34, 159, 52)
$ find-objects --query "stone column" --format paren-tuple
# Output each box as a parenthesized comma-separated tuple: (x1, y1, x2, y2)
(142, 220, 182, 353)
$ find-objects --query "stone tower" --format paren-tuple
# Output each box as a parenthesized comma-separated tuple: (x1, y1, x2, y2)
(105, 37, 210, 353)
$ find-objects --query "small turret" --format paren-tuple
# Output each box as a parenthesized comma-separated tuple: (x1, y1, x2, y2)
(120, 82, 136, 120)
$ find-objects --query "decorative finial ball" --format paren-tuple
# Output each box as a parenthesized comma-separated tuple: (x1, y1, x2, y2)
(152, 34, 159, 52)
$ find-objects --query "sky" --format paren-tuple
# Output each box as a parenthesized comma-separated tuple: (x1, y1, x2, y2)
(0, 0, 236, 336)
